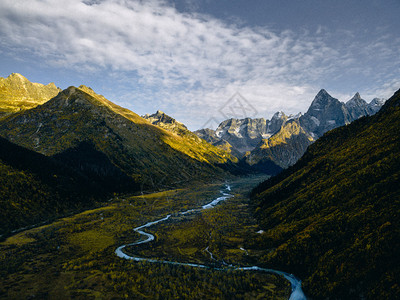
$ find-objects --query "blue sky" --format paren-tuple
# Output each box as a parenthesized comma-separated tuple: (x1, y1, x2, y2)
(1, 0, 399, 130)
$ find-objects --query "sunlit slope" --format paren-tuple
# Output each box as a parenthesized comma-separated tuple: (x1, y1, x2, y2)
(251, 89, 400, 299)
(0, 86, 235, 187)
(0, 73, 60, 119)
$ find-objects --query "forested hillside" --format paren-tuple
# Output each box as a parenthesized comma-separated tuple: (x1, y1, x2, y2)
(251, 89, 400, 299)
(0, 137, 116, 236)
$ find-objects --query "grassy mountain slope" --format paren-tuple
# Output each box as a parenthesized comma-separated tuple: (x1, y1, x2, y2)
(0, 73, 60, 119)
(0, 137, 111, 236)
(0, 85, 235, 189)
(250, 89, 400, 299)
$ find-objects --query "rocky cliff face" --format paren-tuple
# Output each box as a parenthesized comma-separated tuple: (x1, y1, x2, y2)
(299, 89, 352, 138)
(195, 113, 289, 156)
(0, 73, 61, 119)
(345, 92, 370, 120)
(214, 118, 268, 153)
(367, 97, 386, 115)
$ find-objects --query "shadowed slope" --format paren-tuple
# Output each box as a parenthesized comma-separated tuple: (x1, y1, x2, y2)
(251, 89, 400, 299)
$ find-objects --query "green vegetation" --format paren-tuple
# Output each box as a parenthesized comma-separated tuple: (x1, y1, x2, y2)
(0, 137, 109, 236)
(0, 178, 290, 299)
(251, 89, 400, 299)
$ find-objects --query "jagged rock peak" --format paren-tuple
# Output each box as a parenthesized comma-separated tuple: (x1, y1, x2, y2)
(63, 86, 78, 96)
(352, 92, 361, 100)
(346, 92, 367, 106)
(271, 111, 287, 119)
(144, 110, 185, 126)
(78, 85, 93, 91)
(309, 89, 337, 110)
(316, 89, 331, 98)
(369, 98, 385, 106)
(9, 73, 28, 81)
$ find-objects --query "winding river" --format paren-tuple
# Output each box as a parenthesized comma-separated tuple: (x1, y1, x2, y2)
(115, 184, 306, 300)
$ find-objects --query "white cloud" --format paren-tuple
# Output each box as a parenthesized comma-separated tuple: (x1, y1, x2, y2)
(0, 0, 399, 130)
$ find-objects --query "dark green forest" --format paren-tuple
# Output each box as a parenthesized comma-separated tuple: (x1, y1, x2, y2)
(251, 89, 400, 298)
(0, 137, 133, 237)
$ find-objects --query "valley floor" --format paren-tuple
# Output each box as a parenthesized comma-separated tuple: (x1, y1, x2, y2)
(0, 175, 292, 299)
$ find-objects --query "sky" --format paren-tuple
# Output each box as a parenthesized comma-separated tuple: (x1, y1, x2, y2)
(0, 0, 399, 130)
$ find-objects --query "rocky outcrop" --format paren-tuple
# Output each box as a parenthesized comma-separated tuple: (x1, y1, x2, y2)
(345, 92, 369, 120)
(143, 110, 188, 136)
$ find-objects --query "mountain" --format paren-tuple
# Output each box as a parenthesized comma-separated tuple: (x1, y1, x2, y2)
(143, 110, 188, 136)
(0, 137, 111, 236)
(195, 112, 290, 156)
(0, 85, 236, 191)
(244, 118, 314, 169)
(367, 97, 386, 115)
(299, 89, 352, 138)
(215, 117, 269, 153)
(250, 88, 400, 299)
(246, 90, 385, 169)
(345, 92, 369, 120)
(195, 128, 240, 157)
(0, 73, 60, 119)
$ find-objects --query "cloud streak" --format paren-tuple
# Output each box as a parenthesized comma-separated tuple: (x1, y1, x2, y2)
(0, 0, 399, 129)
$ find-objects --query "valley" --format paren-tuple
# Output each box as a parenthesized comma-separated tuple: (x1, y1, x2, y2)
(0, 176, 295, 299)
(1, 0, 399, 298)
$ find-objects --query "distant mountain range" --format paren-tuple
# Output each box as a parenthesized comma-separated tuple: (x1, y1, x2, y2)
(250, 88, 400, 299)
(196, 89, 385, 169)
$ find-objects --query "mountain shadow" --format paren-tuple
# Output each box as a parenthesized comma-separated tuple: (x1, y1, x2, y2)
(0, 137, 108, 236)
(52, 141, 139, 193)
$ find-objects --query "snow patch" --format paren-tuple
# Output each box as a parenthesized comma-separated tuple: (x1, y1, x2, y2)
(310, 116, 320, 126)
(326, 120, 336, 125)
